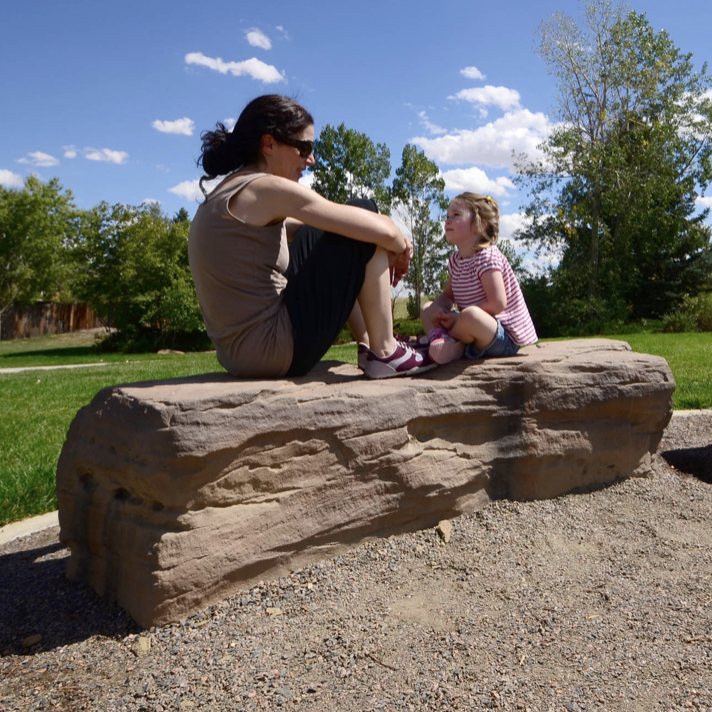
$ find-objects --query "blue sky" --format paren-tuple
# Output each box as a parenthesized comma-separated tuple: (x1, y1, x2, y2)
(2, 0, 711, 252)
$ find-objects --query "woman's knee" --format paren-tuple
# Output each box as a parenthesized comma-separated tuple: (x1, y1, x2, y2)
(346, 197, 379, 213)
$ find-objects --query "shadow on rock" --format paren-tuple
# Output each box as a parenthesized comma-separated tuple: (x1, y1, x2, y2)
(661, 445, 712, 484)
(0, 537, 140, 656)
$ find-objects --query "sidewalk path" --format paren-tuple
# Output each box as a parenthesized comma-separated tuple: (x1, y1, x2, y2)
(0, 363, 109, 374)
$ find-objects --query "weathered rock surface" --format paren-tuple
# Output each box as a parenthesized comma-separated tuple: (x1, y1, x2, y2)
(56, 339, 674, 628)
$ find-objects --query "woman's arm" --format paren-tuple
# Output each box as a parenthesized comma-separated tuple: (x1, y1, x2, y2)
(231, 175, 408, 254)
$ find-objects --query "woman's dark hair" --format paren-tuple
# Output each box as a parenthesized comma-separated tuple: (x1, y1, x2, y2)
(197, 94, 314, 191)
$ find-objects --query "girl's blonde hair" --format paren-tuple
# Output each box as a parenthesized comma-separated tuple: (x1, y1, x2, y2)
(454, 192, 499, 251)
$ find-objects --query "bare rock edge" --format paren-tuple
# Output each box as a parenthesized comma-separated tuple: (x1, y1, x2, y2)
(56, 339, 674, 629)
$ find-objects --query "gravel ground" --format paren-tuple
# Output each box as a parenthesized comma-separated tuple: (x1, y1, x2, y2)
(1, 413, 710, 712)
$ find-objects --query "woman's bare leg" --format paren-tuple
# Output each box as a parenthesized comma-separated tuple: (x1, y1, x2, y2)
(357, 246, 395, 356)
(347, 303, 368, 346)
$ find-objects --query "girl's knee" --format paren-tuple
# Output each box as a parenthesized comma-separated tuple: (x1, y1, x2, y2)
(420, 300, 434, 318)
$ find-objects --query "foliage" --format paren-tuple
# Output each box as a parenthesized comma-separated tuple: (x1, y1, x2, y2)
(391, 144, 449, 317)
(661, 291, 712, 332)
(516, 0, 712, 332)
(71, 202, 205, 351)
(312, 123, 392, 212)
(0, 176, 78, 318)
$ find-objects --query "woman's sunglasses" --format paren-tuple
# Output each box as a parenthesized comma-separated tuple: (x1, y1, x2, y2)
(272, 134, 314, 158)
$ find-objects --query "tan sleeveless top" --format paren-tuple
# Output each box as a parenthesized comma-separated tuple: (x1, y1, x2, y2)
(188, 172, 294, 377)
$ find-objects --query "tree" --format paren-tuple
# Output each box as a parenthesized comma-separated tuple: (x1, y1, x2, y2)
(391, 144, 449, 317)
(516, 0, 712, 328)
(0, 176, 78, 336)
(311, 123, 392, 212)
(173, 207, 191, 223)
(71, 202, 204, 350)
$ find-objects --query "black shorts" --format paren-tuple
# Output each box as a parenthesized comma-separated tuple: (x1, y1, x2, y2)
(282, 197, 378, 376)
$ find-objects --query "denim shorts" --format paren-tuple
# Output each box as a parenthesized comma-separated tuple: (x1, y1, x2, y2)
(465, 319, 520, 360)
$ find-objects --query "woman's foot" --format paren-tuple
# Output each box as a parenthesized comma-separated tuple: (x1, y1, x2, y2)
(428, 328, 465, 365)
(358, 341, 437, 379)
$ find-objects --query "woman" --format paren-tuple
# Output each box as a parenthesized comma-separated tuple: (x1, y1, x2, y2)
(189, 94, 435, 379)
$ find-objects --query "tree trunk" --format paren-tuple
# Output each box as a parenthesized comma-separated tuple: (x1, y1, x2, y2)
(588, 195, 601, 301)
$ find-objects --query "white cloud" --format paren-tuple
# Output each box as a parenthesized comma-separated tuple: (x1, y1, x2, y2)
(152, 117, 195, 136)
(185, 51, 285, 84)
(223, 117, 236, 130)
(63, 145, 78, 159)
(412, 109, 554, 169)
(246, 28, 272, 50)
(441, 166, 516, 196)
(142, 198, 161, 206)
(17, 151, 59, 167)
(169, 178, 221, 202)
(299, 173, 314, 189)
(696, 196, 712, 209)
(85, 148, 129, 164)
(499, 212, 530, 241)
(460, 66, 486, 81)
(0, 169, 23, 187)
(275, 25, 290, 40)
(450, 85, 522, 111)
(418, 111, 447, 136)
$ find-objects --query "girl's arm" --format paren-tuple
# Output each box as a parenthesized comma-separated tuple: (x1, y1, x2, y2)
(232, 175, 407, 254)
(476, 270, 508, 315)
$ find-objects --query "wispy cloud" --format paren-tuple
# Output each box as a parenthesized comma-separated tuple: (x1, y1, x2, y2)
(185, 51, 285, 84)
(441, 166, 516, 196)
(85, 148, 129, 164)
(246, 28, 272, 50)
(152, 117, 195, 136)
(17, 151, 59, 167)
(450, 85, 521, 112)
(63, 145, 78, 159)
(412, 109, 553, 169)
(418, 111, 447, 136)
(275, 25, 290, 41)
(142, 198, 161, 206)
(460, 66, 486, 81)
(0, 168, 23, 187)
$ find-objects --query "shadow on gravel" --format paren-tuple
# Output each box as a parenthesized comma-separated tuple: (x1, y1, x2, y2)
(661, 445, 712, 484)
(0, 541, 140, 656)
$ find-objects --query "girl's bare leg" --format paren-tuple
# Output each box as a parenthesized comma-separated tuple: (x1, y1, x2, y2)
(420, 301, 437, 333)
(449, 306, 498, 350)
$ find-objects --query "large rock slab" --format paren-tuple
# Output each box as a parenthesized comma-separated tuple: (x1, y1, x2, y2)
(56, 339, 674, 628)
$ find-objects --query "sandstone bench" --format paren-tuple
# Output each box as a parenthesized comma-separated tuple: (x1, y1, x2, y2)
(56, 339, 674, 628)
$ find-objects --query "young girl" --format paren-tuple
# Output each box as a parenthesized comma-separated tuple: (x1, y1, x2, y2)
(420, 192, 537, 364)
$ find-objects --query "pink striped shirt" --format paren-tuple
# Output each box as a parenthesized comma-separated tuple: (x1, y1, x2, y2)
(449, 246, 537, 346)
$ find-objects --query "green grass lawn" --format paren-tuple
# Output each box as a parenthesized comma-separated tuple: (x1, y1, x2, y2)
(0, 329, 709, 526)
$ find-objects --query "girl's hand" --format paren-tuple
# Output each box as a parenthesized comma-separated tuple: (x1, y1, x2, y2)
(433, 309, 459, 330)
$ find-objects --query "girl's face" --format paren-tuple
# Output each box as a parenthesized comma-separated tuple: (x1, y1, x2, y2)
(444, 200, 478, 251)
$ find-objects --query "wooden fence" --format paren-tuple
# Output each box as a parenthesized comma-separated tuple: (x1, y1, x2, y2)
(0, 303, 103, 341)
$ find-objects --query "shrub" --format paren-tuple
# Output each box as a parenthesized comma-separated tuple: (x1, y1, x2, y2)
(661, 309, 698, 333)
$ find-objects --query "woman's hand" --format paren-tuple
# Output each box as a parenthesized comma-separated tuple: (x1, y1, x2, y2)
(389, 237, 413, 286)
